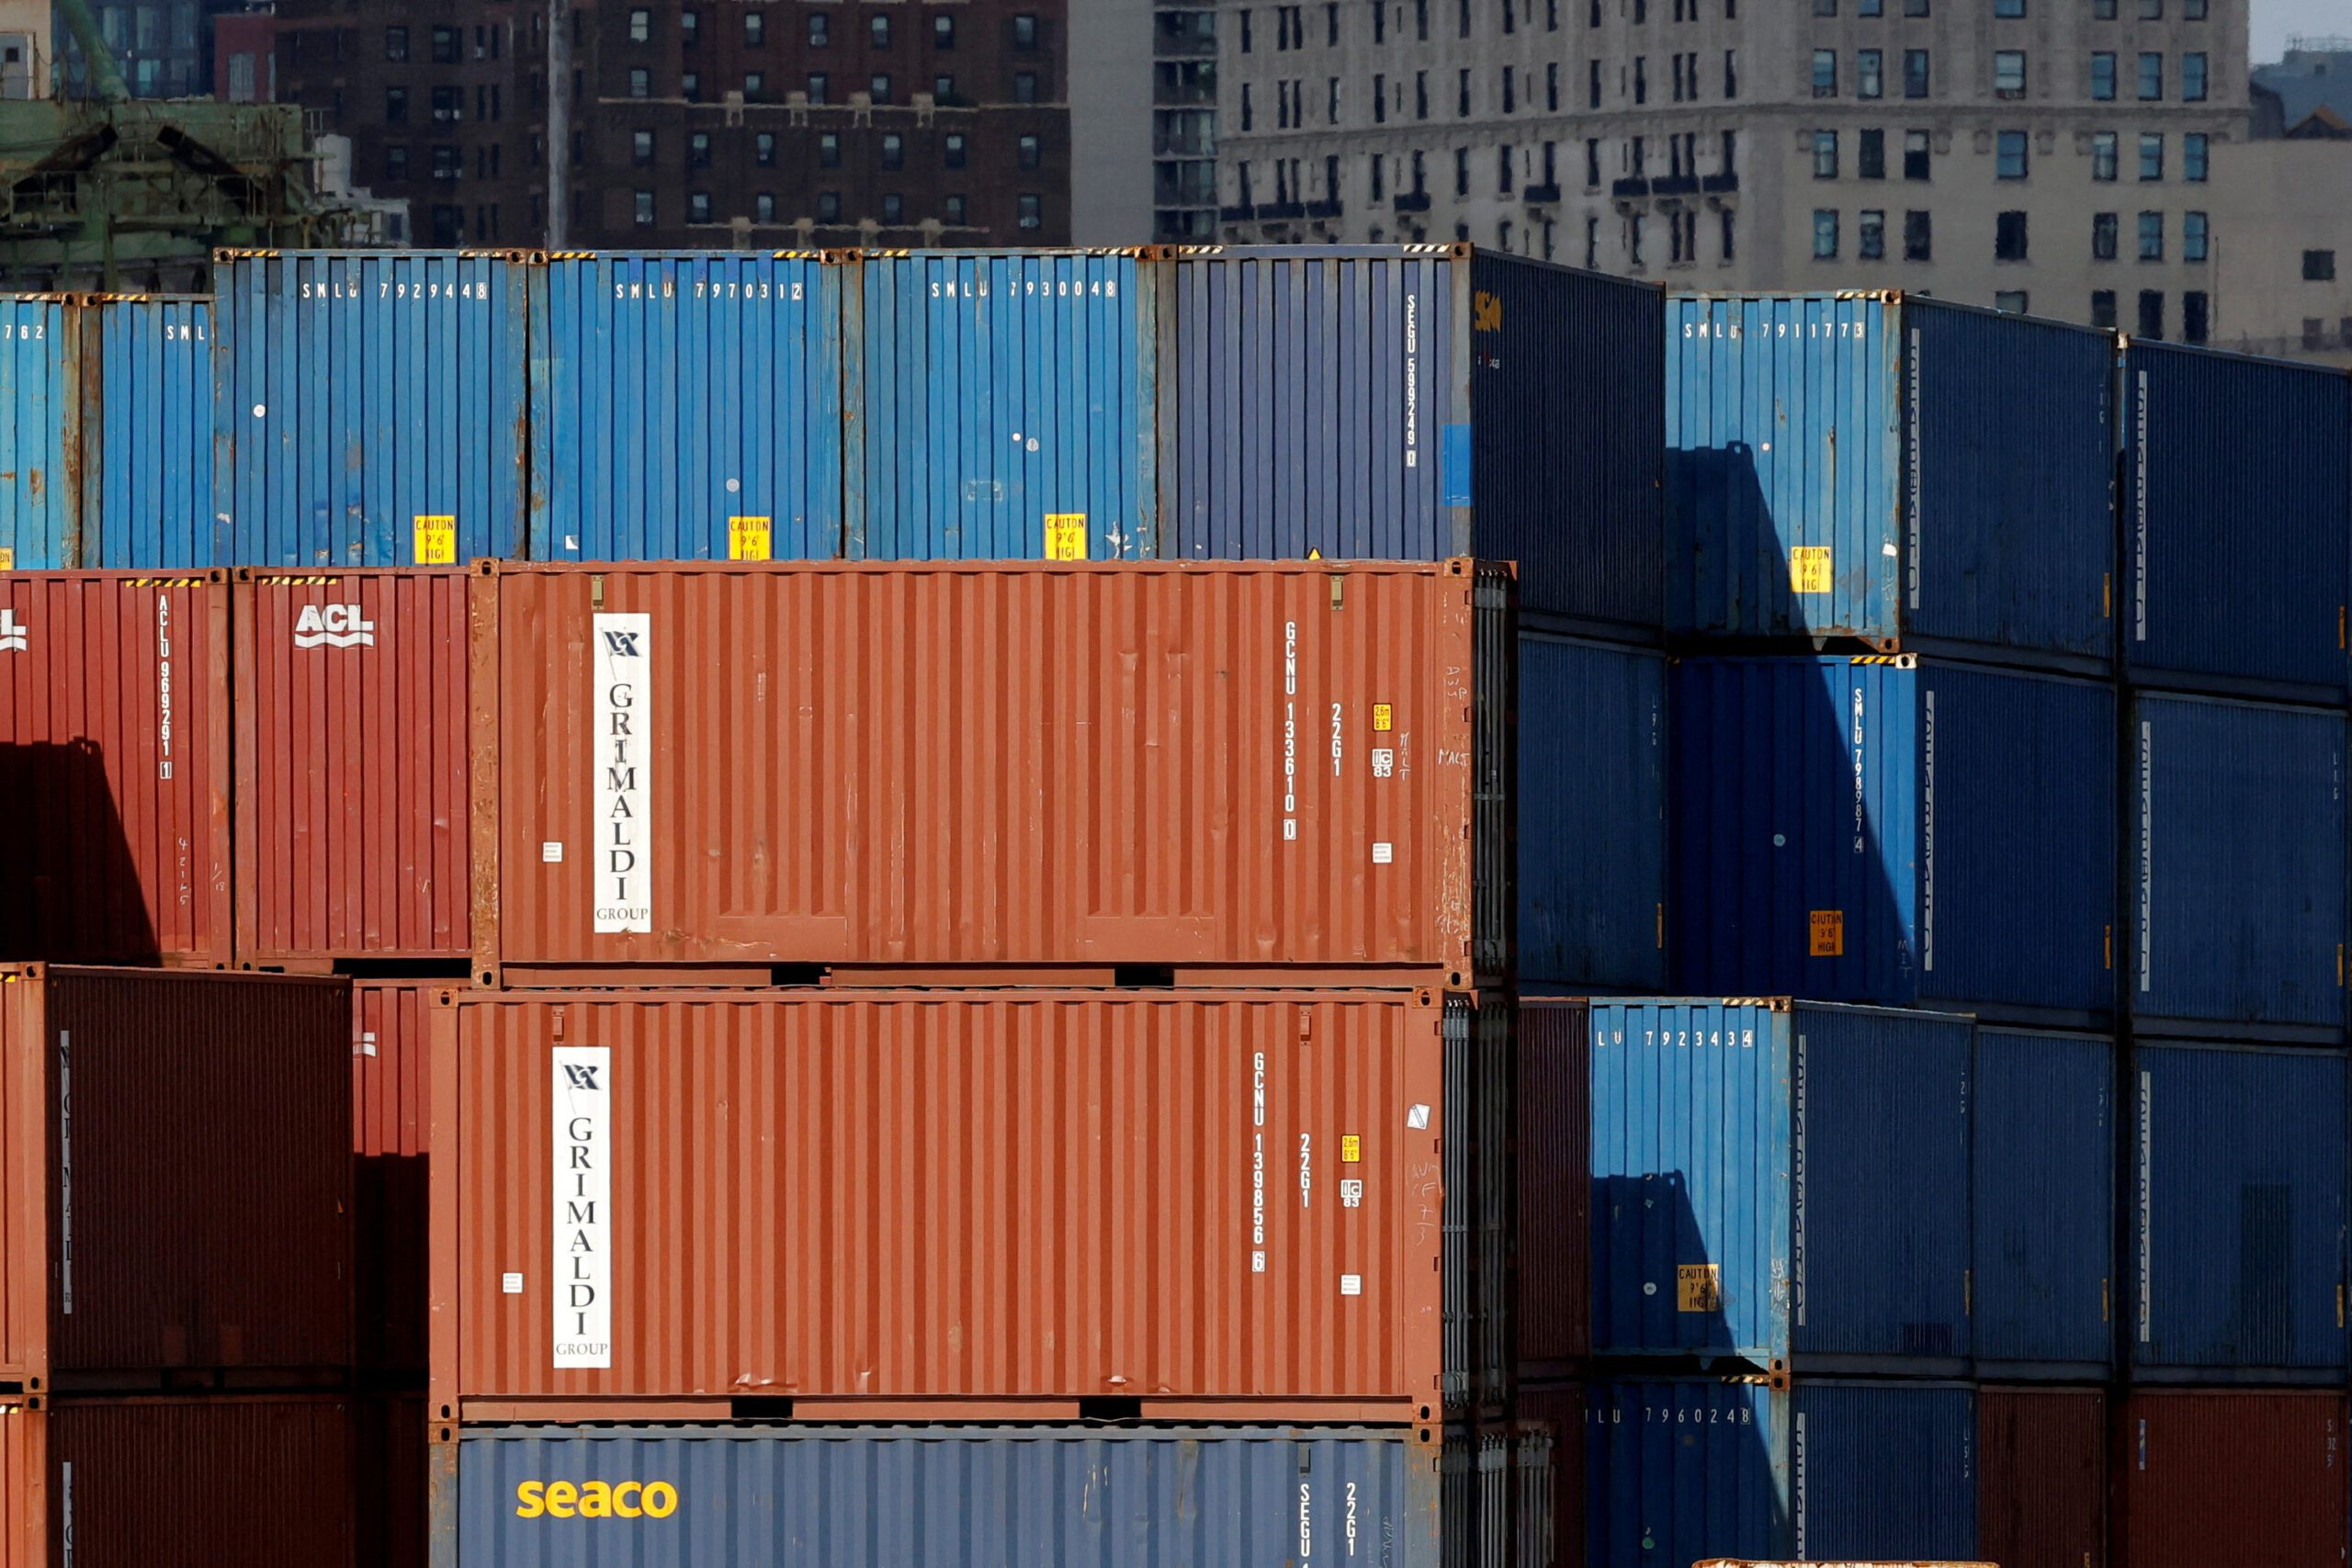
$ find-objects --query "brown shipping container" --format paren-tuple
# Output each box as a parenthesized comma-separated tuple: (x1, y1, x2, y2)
(355, 1393, 426, 1568)
(355, 982, 430, 1377)
(469, 558, 1513, 984)
(2113, 1390, 2350, 1568)
(0, 571, 230, 965)
(1978, 1386, 2105, 1568)
(234, 569, 471, 963)
(0, 1394, 355, 1568)
(0, 966, 352, 1388)
(1519, 1384, 1586, 1568)
(1516, 998, 1589, 1378)
(430, 987, 1506, 1421)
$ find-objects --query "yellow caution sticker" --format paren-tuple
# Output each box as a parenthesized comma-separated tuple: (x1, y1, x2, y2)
(0, 547, 14, 570)
(1372, 705, 1394, 733)
(1472, 290, 1503, 333)
(1677, 1264, 1723, 1314)
(728, 517, 774, 561)
(1789, 546, 1832, 594)
(1340, 1134, 1362, 1164)
(1809, 909, 1845, 958)
(1044, 514, 1089, 560)
(413, 515, 458, 566)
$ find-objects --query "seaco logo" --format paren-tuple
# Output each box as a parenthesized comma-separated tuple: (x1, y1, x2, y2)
(0, 608, 24, 652)
(514, 1480, 677, 1520)
(293, 603, 377, 649)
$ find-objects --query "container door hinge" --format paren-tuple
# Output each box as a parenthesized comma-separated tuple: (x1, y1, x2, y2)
(1962, 1269, 1971, 1314)
(2105, 925, 2114, 970)
(2102, 1277, 2110, 1323)
(2338, 1283, 2345, 1328)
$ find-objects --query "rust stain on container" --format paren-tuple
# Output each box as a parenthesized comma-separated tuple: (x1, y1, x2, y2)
(469, 560, 1512, 984)
(2112, 1389, 2351, 1568)
(429, 987, 1499, 1418)
(234, 569, 471, 962)
(0, 967, 352, 1390)
(1978, 1385, 2106, 1568)
(354, 982, 431, 1378)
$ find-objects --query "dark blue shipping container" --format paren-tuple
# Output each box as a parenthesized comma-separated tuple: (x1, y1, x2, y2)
(2131, 1043, 2349, 1382)
(85, 294, 216, 568)
(1668, 293, 2115, 661)
(1157, 245, 1663, 629)
(1586, 1378, 1978, 1568)
(2132, 694, 2347, 1040)
(1519, 634, 1668, 992)
(436, 1425, 1532, 1568)
(1588, 998, 1973, 1372)
(1672, 655, 2116, 1022)
(1973, 1029, 2117, 1377)
(0, 295, 77, 569)
(527, 254, 844, 561)
(213, 251, 530, 566)
(2124, 340, 2352, 700)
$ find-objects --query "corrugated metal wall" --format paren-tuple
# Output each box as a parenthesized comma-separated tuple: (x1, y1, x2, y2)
(354, 982, 429, 1379)
(2113, 1391, 2351, 1568)
(0, 297, 77, 571)
(529, 253, 844, 562)
(1977, 1386, 2108, 1568)
(84, 296, 215, 570)
(212, 252, 529, 567)
(847, 250, 1155, 562)
(1792, 1382, 1979, 1562)
(1973, 1031, 2116, 1373)
(1514, 999, 1588, 1379)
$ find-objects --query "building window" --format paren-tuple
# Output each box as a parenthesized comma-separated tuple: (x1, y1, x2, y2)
(2091, 53, 2115, 101)
(944, 133, 967, 169)
(1859, 50, 1882, 99)
(1013, 13, 1039, 48)
(1724, 49, 1738, 97)
(689, 132, 712, 167)
(386, 86, 408, 123)
(2182, 52, 2206, 101)
(1634, 56, 1646, 103)
(2093, 212, 2118, 260)
(745, 10, 765, 45)
(682, 10, 700, 44)
(1995, 51, 2025, 99)
(1859, 209, 1885, 259)
(2138, 211, 2164, 261)
(2184, 211, 2208, 262)
(2092, 132, 2117, 182)
(1546, 62, 1559, 110)
(1814, 130, 1838, 179)
(631, 129, 654, 166)
(1995, 0, 2024, 12)
(1995, 209, 2028, 260)
(2139, 0, 2162, 15)
(815, 132, 840, 168)
(2184, 133, 2208, 182)
(818, 191, 841, 223)
(1498, 143, 1513, 194)
(871, 131, 899, 170)
(1417, 71, 1430, 118)
(628, 67, 650, 98)
(1462, 68, 1474, 115)
(870, 73, 893, 104)
(754, 193, 775, 223)
(808, 12, 831, 46)
(1904, 209, 1931, 259)
(2139, 133, 2164, 181)
(1454, 147, 1469, 196)
(2306, 251, 2338, 281)
(1904, 50, 1928, 97)
(1017, 134, 1039, 170)
(385, 145, 410, 180)
(2182, 291, 2208, 344)
(870, 12, 890, 47)
(1589, 60, 1601, 107)
(2091, 289, 2118, 329)
(1995, 290, 2029, 313)
(933, 13, 956, 48)
(433, 23, 460, 62)
(627, 9, 650, 44)
(1502, 65, 1516, 112)
(634, 190, 655, 226)
(1814, 0, 1835, 13)
(385, 26, 409, 61)
(2138, 289, 2163, 339)
(688, 191, 711, 223)
(1722, 209, 1736, 261)
(756, 132, 777, 167)
(1013, 72, 1037, 102)
(1812, 51, 1837, 97)
(432, 85, 461, 121)
(1629, 214, 1644, 266)
(882, 193, 903, 223)
(2183, 0, 2206, 15)
(1018, 193, 1042, 229)
(2137, 52, 2162, 100)
(945, 194, 967, 225)
(1813, 209, 1839, 258)
(807, 72, 827, 104)
(1904, 130, 1930, 180)
(1858, 129, 1884, 179)
(1997, 130, 2027, 179)
(2095, 0, 2117, 13)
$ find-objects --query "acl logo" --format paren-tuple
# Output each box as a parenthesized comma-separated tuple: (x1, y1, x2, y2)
(0, 609, 23, 652)
(293, 603, 376, 649)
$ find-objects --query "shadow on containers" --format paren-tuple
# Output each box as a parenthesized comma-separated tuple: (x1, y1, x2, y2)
(0, 739, 162, 963)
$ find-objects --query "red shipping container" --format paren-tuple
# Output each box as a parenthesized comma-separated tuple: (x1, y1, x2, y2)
(468, 559, 1513, 986)
(2113, 1390, 2349, 1568)
(0, 1394, 355, 1568)
(1979, 1386, 2105, 1568)
(0, 571, 230, 965)
(0, 966, 352, 1389)
(1516, 998, 1589, 1378)
(233, 569, 471, 964)
(354, 982, 430, 1376)
(430, 987, 1505, 1422)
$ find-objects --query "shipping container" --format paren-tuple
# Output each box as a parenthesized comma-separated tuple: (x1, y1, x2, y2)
(1158, 246, 1663, 630)
(2130, 1043, 2348, 1381)
(1973, 1031, 2115, 1377)
(844, 249, 1155, 562)
(1976, 1387, 2105, 1568)
(0, 1395, 356, 1568)
(434, 1423, 1532, 1568)
(212, 251, 529, 566)
(2130, 694, 2347, 1039)
(1519, 636, 1667, 992)
(2112, 1391, 2349, 1568)
(1516, 999, 1589, 1380)
(0, 966, 351, 1388)
(470, 559, 1511, 985)
(356, 1393, 427, 1568)
(1587, 999, 1973, 1373)
(1667, 293, 2115, 661)
(82, 296, 215, 570)
(355, 982, 431, 1378)
(232, 568, 471, 963)
(0, 297, 78, 570)
(0, 570, 231, 964)
(1519, 1386, 1585, 1568)
(1671, 655, 2115, 1022)
(430, 987, 1505, 1419)
(1586, 1378, 1978, 1568)
(2122, 339, 2352, 700)
(527, 254, 845, 562)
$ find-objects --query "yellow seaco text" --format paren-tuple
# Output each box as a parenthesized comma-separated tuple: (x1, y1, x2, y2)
(514, 1481, 678, 1519)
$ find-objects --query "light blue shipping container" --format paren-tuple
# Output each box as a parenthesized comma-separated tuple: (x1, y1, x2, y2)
(528, 253, 844, 560)
(845, 250, 1156, 562)
(1671, 655, 2116, 1022)
(1973, 1029, 2116, 1376)
(2132, 694, 2348, 1039)
(1586, 1378, 1979, 1568)
(0, 295, 78, 568)
(1519, 634, 1668, 991)
(1588, 998, 1973, 1371)
(213, 251, 529, 565)
(2131, 1043, 2349, 1381)
(1668, 293, 2116, 660)
(85, 295, 215, 568)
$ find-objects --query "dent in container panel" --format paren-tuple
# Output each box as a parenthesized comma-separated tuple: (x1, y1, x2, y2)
(354, 982, 430, 1378)
(0, 296, 76, 570)
(2112, 1391, 2349, 1568)
(1972, 1031, 2114, 1375)
(1976, 1386, 2105, 1568)
(84, 295, 215, 569)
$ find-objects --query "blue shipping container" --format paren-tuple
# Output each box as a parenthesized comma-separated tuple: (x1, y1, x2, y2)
(0, 295, 78, 569)
(1671, 655, 2116, 1021)
(1586, 1378, 1979, 1568)
(1973, 1029, 2116, 1374)
(1668, 293, 2115, 660)
(1519, 634, 1668, 991)
(213, 251, 529, 566)
(2132, 694, 2348, 1038)
(2124, 340, 2352, 699)
(85, 295, 215, 569)
(845, 250, 1155, 562)
(438, 1425, 1524, 1568)
(528, 254, 844, 561)
(2132, 1043, 2349, 1380)
(1158, 245, 1663, 628)
(1588, 998, 1973, 1371)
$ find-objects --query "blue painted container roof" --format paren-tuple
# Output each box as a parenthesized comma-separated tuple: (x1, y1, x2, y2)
(1973, 1029, 2117, 1371)
(0, 296, 78, 570)
(85, 295, 215, 569)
